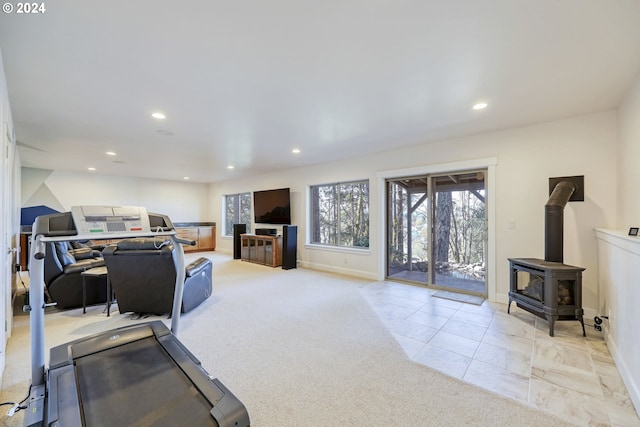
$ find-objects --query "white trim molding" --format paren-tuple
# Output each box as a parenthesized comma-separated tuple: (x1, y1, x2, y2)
(595, 228, 640, 413)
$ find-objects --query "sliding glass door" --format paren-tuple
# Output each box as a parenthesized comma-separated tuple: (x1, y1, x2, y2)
(386, 170, 487, 296)
(431, 172, 486, 294)
(387, 177, 429, 284)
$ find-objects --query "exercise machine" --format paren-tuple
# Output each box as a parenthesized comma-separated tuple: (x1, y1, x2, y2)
(23, 206, 250, 426)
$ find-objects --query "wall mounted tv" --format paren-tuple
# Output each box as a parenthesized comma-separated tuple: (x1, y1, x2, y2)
(253, 188, 291, 225)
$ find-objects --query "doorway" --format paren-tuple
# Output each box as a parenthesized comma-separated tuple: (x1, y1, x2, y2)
(386, 170, 487, 296)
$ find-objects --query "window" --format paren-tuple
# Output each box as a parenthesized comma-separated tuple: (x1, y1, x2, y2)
(310, 180, 369, 248)
(224, 192, 252, 236)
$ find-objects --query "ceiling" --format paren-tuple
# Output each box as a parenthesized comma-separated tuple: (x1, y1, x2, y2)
(1, 1, 640, 183)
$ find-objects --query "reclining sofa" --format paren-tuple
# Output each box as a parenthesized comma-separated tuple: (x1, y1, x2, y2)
(44, 241, 107, 309)
(102, 238, 212, 315)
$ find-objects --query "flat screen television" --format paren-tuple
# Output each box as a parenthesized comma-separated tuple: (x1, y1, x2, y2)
(253, 188, 291, 225)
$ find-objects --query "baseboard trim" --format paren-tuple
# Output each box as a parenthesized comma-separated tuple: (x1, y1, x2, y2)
(605, 329, 640, 416)
(298, 261, 378, 281)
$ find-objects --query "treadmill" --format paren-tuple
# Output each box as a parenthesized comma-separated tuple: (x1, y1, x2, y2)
(23, 206, 250, 427)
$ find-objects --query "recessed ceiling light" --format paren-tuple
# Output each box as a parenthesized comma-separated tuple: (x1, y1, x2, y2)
(292, 148, 301, 154)
(227, 165, 235, 169)
(472, 102, 488, 110)
(183, 176, 190, 180)
(151, 112, 166, 119)
(106, 151, 116, 156)
(88, 167, 96, 171)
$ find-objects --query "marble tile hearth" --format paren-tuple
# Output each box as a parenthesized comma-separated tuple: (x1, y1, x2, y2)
(359, 281, 639, 427)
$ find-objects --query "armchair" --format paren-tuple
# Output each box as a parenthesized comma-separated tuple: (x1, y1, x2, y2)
(102, 238, 212, 315)
(43, 241, 107, 309)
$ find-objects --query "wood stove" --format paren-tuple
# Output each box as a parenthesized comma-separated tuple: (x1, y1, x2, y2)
(507, 177, 586, 337)
(508, 258, 585, 337)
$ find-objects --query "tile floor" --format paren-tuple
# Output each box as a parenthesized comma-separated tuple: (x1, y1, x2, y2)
(359, 280, 640, 427)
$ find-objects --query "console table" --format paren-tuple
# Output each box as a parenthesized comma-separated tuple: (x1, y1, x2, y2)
(240, 234, 282, 267)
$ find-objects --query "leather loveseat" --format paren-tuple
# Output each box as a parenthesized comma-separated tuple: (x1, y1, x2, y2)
(102, 238, 212, 315)
(44, 241, 107, 309)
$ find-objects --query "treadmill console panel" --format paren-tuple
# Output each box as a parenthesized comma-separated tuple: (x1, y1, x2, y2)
(71, 205, 151, 235)
(32, 206, 175, 239)
(32, 212, 77, 237)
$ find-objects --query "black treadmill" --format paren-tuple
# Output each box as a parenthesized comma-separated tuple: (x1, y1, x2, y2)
(23, 206, 250, 427)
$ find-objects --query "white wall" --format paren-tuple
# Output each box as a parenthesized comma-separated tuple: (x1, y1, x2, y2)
(211, 110, 618, 315)
(618, 74, 640, 228)
(595, 71, 640, 413)
(21, 168, 213, 223)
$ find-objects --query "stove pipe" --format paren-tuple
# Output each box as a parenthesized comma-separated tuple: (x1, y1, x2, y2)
(545, 181, 576, 263)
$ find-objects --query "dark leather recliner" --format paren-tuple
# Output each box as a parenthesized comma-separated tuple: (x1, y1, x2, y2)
(44, 241, 107, 309)
(102, 238, 212, 315)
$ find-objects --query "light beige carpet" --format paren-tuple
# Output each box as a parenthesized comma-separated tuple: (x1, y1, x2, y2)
(1, 254, 572, 426)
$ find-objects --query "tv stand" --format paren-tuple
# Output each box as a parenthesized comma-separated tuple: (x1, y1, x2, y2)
(240, 234, 282, 267)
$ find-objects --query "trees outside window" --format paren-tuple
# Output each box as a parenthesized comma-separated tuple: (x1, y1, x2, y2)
(224, 192, 252, 236)
(311, 180, 369, 248)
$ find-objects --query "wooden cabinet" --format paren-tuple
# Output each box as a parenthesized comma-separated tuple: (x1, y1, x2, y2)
(84, 226, 216, 253)
(176, 227, 199, 251)
(240, 234, 282, 267)
(197, 227, 215, 250)
(19, 233, 30, 271)
(175, 226, 216, 252)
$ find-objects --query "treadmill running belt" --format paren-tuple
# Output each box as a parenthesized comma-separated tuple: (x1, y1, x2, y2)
(75, 336, 218, 426)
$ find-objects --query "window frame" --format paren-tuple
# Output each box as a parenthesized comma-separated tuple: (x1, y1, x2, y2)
(308, 179, 370, 249)
(223, 192, 252, 236)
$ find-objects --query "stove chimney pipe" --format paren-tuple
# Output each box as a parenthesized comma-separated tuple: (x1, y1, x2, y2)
(545, 181, 576, 263)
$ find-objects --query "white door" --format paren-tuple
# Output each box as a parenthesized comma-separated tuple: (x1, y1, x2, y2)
(1, 81, 17, 377)
(0, 116, 9, 375)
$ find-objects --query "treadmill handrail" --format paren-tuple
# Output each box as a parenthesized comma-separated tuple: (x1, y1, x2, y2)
(29, 218, 187, 389)
(33, 231, 176, 242)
